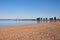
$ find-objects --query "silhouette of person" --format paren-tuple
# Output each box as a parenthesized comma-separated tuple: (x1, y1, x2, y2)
(46, 18, 48, 23)
(41, 18, 42, 23)
(36, 17, 40, 23)
(54, 17, 56, 21)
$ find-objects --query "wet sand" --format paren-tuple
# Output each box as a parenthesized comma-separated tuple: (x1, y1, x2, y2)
(0, 21, 60, 40)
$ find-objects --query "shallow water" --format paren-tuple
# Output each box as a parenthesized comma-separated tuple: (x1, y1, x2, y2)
(0, 20, 51, 27)
(0, 21, 37, 26)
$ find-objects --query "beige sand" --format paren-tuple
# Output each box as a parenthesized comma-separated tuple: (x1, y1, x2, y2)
(0, 21, 60, 40)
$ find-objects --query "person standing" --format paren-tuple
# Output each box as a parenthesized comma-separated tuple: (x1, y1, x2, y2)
(36, 17, 40, 23)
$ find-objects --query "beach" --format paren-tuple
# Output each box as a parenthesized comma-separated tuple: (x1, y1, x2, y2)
(0, 20, 60, 40)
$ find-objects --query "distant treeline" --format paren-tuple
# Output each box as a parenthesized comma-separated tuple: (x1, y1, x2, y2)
(36, 17, 60, 23)
(0, 17, 60, 22)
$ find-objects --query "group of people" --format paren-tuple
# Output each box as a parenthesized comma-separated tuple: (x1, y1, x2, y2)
(36, 17, 57, 23)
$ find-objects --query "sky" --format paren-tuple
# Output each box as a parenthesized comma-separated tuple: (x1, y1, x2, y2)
(0, 0, 60, 19)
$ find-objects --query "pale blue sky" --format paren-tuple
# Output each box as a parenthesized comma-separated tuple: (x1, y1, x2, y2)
(0, 0, 60, 19)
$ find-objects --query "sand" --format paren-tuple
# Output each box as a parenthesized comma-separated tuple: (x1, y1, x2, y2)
(0, 21, 60, 40)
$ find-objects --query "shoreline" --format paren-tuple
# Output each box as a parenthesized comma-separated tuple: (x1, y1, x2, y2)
(0, 20, 60, 40)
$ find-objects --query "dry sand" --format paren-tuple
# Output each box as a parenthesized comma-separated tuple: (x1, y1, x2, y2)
(0, 21, 60, 40)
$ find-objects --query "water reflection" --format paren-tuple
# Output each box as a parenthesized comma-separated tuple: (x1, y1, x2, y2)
(36, 20, 54, 23)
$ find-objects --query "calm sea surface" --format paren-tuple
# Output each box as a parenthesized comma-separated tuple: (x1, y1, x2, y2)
(0, 21, 37, 27)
